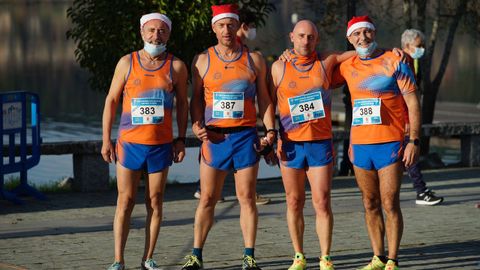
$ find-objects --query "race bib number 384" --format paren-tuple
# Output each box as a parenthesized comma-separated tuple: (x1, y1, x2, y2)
(131, 98, 164, 125)
(352, 98, 382, 126)
(212, 92, 244, 119)
(288, 92, 325, 124)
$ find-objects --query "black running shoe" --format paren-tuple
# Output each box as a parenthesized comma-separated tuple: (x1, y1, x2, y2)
(416, 189, 444, 205)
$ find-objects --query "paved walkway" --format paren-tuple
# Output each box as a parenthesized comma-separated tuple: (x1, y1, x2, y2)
(1, 167, 479, 270)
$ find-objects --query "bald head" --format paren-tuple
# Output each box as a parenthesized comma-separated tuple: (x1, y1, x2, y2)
(293, 20, 319, 36)
(290, 20, 319, 56)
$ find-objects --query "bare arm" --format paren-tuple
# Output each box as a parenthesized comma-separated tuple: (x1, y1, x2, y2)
(190, 53, 208, 141)
(172, 58, 189, 162)
(402, 91, 421, 167)
(251, 52, 276, 142)
(101, 55, 130, 163)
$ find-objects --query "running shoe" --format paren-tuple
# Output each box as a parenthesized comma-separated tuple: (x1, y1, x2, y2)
(320, 255, 335, 270)
(107, 262, 125, 270)
(242, 255, 262, 270)
(142, 258, 162, 270)
(416, 189, 443, 205)
(255, 194, 271, 205)
(385, 260, 398, 270)
(182, 255, 203, 270)
(288, 252, 306, 270)
(358, 256, 386, 270)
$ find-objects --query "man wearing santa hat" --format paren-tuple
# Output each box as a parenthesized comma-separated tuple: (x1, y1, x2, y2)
(102, 12, 188, 270)
(182, 3, 276, 270)
(335, 16, 421, 270)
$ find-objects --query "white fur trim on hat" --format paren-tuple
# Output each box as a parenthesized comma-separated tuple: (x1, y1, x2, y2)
(211, 13, 239, 24)
(140, 13, 172, 31)
(346, 22, 375, 36)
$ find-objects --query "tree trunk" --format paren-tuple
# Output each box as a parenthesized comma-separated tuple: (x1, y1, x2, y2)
(403, 0, 412, 29)
(420, 0, 467, 155)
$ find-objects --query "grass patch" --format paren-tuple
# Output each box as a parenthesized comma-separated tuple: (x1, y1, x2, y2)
(3, 176, 73, 194)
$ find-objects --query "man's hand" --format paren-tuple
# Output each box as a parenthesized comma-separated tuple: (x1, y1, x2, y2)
(192, 121, 224, 142)
(278, 49, 292, 62)
(173, 140, 185, 163)
(101, 140, 116, 163)
(392, 47, 407, 62)
(403, 141, 419, 168)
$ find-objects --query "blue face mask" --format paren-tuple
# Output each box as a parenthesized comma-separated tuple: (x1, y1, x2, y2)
(144, 41, 166, 57)
(410, 47, 425, 59)
(356, 41, 377, 58)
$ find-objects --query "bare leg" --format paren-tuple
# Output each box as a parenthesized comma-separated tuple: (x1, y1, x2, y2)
(378, 161, 404, 259)
(353, 166, 385, 256)
(234, 163, 260, 248)
(113, 163, 142, 263)
(306, 163, 333, 256)
(143, 168, 169, 260)
(193, 160, 228, 248)
(281, 165, 307, 253)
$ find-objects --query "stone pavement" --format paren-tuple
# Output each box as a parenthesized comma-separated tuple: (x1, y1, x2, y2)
(0, 167, 479, 270)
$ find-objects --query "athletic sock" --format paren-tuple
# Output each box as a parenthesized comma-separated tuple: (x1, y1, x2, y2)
(376, 255, 388, 264)
(244, 248, 255, 257)
(192, 248, 203, 261)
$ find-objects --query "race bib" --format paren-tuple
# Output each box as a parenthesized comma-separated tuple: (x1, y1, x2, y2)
(131, 98, 164, 125)
(212, 92, 244, 119)
(288, 92, 325, 124)
(352, 98, 382, 126)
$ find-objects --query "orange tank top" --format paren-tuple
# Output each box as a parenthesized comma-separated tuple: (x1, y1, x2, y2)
(276, 56, 333, 141)
(118, 51, 175, 145)
(202, 46, 257, 128)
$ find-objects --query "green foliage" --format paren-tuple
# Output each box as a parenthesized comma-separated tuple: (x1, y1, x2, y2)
(66, 0, 275, 93)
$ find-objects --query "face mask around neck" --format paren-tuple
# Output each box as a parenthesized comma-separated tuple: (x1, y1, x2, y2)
(144, 41, 166, 57)
(356, 41, 377, 58)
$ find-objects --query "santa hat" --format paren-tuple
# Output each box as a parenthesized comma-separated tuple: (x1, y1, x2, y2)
(140, 13, 172, 31)
(211, 4, 239, 24)
(346, 15, 375, 36)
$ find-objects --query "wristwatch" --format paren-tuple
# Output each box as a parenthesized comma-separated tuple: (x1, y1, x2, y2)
(408, 138, 420, 146)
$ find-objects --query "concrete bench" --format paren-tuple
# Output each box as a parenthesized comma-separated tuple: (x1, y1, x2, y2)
(3, 122, 479, 192)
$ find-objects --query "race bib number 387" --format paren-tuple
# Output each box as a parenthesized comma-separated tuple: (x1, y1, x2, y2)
(131, 98, 164, 125)
(352, 98, 382, 126)
(212, 92, 244, 119)
(288, 92, 325, 124)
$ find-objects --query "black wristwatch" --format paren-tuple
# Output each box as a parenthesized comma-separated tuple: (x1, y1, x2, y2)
(408, 138, 420, 146)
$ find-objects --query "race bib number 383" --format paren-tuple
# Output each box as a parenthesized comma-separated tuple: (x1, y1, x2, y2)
(212, 92, 244, 119)
(352, 98, 382, 126)
(288, 92, 325, 124)
(131, 98, 164, 125)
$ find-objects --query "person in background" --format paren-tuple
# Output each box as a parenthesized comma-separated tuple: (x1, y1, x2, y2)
(401, 29, 443, 206)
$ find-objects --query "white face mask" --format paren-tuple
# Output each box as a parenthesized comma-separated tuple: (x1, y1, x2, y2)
(144, 41, 166, 57)
(355, 41, 377, 58)
(246, 28, 257, 41)
(410, 47, 425, 59)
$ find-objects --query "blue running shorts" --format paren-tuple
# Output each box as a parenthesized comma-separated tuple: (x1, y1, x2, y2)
(116, 140, 173, 173)
(280, 139, 334, 169)
(349, 141, 404, 170)
(201, 127, 259, 171)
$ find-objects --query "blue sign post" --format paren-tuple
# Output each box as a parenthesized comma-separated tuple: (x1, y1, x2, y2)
(1, 91, 46, 204)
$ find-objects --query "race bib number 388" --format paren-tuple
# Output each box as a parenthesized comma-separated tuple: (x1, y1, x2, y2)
(352, 98, 382, 126)
(212, 92, 244, 119)
(288, 92, 325, 124)
(131, 98, 164, 125)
